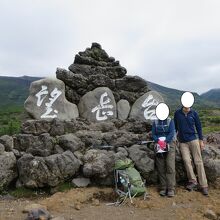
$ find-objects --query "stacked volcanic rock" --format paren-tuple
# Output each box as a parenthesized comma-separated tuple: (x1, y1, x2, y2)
(56, 42, 149, 105)
(1, 118, 220, 190)
(0, 135, 17, 191)
(13, 118, 155, 188)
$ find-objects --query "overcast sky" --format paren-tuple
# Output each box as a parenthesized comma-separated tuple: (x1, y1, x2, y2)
(0, 0, 220, 94)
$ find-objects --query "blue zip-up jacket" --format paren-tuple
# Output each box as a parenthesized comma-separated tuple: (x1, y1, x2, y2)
(174, 108, 203, 143)
(152, 118, 175, 143)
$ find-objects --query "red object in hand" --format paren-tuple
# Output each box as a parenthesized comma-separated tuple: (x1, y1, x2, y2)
(158, 140, 166, 149)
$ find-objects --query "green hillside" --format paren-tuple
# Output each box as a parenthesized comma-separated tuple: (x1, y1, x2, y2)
(201, 89, 220, 106)
(0, 76, 41, 135)
(0, 75, 41, 107)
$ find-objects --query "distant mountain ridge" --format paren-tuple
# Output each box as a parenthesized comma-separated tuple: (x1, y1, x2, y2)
(201, 88, 220, 106)
(147, 81, 219, 110)
(0, 75, 218, 110)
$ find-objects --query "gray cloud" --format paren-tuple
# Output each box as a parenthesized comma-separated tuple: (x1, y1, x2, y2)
(0, 0, 220, 93)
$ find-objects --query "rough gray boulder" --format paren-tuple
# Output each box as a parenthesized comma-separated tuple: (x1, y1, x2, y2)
(0, 152, 17, 190)
(117, 99, 130, 120)
(0, 135, 14, 151)
(82, 148, 127, 183)
(72, 177, 91, 187)
(49, 119, 65, 136)
(17, 151, 80, 188)
(56, 68, 88, 90)
(102, 131, 140, 147)
(0, 143, 5, 154)
(88, 74, 115, 90)
(206, 132, 220, 145)
(128, 144, 156, 183)
(115, 75, 148, 92)
(14, 133, 55, 157)
(26, 208, 51, 220)
(78, 87, 117, 122)
(175, 146, 188, 182)
(21, 118, 91, 136)
(116, 119, 152, 133)
(202, 144, 220, 186)
(75, 130, 103, 147)
(82, 149, 115, 179)
(24, 78, 79, 121)
(58, 134, 85, 153)
(21, 120, 51, 135)
(129, 91, 164, 121)
(89, 121, 116, 132)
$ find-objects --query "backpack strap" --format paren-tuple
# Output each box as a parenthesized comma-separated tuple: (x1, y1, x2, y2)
(154, 119, 159, 127)
(167, 117, 171, 127)
(154, 118, 171, 128)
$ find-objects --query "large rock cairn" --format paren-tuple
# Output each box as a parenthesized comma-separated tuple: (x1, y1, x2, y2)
(0, 43, 220, 191)
(56, 42, 149, 105)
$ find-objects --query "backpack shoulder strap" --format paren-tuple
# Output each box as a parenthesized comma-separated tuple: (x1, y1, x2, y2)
(167, 117, 171, 126)
(154, 119, 159, 127)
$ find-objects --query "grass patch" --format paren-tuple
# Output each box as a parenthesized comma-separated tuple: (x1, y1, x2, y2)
(54, 182, 75, 192)
(203, 126, 220, 134)
(199, 108, 220, 134)
(9, 187, 50, 198)
(8, 182, 75, 198)
(0, 105, 23, 136)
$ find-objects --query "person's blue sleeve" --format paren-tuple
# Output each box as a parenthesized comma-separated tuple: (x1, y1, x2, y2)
(152, 122, 159, 142)
(194, 111, 203, 140)
(166, 120, 175, 143)
(174, 111, 178, 132)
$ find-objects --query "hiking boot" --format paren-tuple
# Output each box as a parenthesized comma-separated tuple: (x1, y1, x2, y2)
(186, 181, 198, 191)
(201, 187, 208, 196)
(167, 189, 175, 197)
(159, 189, 166, 196)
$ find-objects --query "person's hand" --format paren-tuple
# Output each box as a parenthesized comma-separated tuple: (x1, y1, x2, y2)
(158, 140, 166, 149)
(199, 140, 205, 150)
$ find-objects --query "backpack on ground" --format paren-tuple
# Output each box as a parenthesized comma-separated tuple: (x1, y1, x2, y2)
(112, 158, 148, 205)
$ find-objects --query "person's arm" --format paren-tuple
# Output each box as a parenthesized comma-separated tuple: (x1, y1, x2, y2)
(194, 111, 205, 149)
(174, 111, 178, 133)
(152, 121, 159, 142)
(166, 120, 175, 143)
(194, 111, 203, 140)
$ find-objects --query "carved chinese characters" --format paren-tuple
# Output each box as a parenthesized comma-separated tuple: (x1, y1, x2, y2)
(129, 91, 164, 121)
(35, 86, 62, 118)
(141, 94, 159, 120)
(78, 87, 116, 122)
(24, 78, 79, 121)
(91, 92, 114, 121)
(25, 78, 163, 123)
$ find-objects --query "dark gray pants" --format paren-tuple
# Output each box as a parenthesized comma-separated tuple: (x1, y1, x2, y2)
(156, 141, 176, 190)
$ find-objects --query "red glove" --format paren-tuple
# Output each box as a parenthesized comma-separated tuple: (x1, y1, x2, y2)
(158, 140, 166, 150)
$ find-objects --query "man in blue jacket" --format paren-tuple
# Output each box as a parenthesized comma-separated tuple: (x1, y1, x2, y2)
(174, 92, 208, 196)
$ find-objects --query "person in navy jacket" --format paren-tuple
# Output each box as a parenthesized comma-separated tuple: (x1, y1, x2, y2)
(174, 92, 208, 196)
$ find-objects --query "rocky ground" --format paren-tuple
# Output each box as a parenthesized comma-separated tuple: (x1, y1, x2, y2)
(0, 186, 220, 220)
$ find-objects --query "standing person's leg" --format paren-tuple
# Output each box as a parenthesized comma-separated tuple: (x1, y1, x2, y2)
(179, 142, 198, 189)
(156, 154, 167, 196)
(166, 141, 176, 196)
(189, 139, 208, 188)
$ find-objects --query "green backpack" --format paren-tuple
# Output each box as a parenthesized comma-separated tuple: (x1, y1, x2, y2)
(114, 159, 146, 197)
